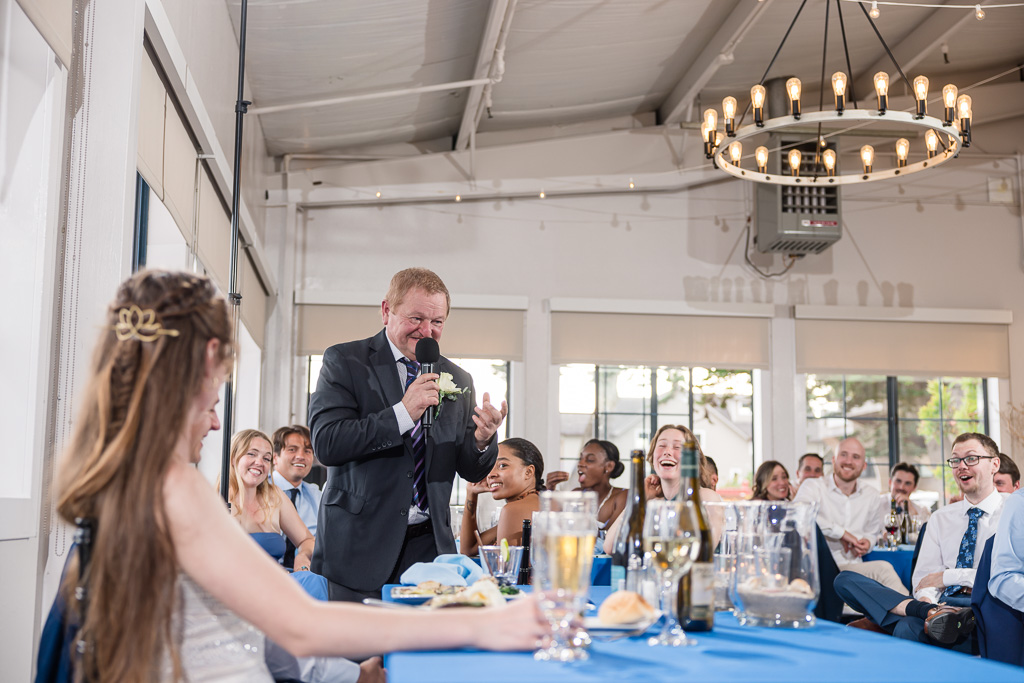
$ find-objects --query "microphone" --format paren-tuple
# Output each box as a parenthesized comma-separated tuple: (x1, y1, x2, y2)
(415, 338, 441, 429)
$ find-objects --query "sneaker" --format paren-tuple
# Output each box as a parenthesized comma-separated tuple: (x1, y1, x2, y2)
(923, 605, 975, 646)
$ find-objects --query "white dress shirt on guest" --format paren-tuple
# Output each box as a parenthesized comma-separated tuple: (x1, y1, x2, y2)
(911, 488, 1007, 604)
(272, 470, 322, 537)
(795, 475, 888, 565)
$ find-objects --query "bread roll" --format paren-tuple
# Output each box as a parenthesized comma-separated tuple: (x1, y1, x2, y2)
(597, 590, 656, 624)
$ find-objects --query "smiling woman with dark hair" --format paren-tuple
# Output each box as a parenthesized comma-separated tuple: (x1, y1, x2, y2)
(547, 439, 628, 533)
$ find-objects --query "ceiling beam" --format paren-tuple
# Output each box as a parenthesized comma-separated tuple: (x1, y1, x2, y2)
(850, 0, 994, 100)
(659, 0, 776, 126)
(454, 0, 516, 151)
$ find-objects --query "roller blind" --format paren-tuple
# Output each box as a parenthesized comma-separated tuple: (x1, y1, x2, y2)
(297, 305, 524, 360)
(16, 0, 71, 68)
(137, 53, 166, 198)
(162, 103, 195, 240)
(550, 312, 770, 368)
(239, 253, 266, 349)
(795, 319, 1009, 378)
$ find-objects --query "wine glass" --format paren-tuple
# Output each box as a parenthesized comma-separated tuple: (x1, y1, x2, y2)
(532, 510, 597, 661)
(643, 499, 701, 646)
(883, 510, 901, 549)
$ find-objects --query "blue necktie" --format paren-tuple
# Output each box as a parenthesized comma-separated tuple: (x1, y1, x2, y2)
(401, 358, 429, 511)
(940, 506, 983, 600)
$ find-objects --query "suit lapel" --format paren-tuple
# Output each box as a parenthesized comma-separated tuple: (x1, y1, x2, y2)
(369, 329, 403, 409)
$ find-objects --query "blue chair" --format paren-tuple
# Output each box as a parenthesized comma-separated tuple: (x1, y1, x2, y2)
(972, 536, 1024, 666)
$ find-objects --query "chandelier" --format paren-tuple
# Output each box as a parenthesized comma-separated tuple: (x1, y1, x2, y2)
(703, 0, 973, 186)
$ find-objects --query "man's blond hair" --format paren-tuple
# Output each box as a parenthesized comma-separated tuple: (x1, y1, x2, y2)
(385, 268, 451, 315)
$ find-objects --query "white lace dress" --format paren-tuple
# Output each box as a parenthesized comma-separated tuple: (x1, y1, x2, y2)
(162, 573, 273, 682)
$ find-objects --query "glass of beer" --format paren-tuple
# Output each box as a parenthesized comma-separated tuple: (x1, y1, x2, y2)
(532, 510, 597, 661)
(643, 499, 700, 646)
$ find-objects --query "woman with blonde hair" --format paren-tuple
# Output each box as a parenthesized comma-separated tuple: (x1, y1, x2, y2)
(53, 270, 545, 682)
(225, 428, 314, 570)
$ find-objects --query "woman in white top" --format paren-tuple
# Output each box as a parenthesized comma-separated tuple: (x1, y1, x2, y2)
(55, 270, 545, 682)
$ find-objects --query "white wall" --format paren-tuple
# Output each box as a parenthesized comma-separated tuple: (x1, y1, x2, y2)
(292, 153, 1024, 478)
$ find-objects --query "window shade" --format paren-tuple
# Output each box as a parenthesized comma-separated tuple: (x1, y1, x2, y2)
(795, 319, 1009, 378)
(239, 253, 267, 349)
(297, 305, 524, 360)
(550, 312, 770, 368)
(16, 0, 71, 67)
(137, 53, 165, 198)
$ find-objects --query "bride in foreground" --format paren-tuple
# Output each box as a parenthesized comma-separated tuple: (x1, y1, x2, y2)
(55, 270, 545, 681)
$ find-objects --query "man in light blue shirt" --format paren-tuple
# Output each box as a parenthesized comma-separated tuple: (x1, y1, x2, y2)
(272, 425, 322, 537)
(989, 487, 1024, 610)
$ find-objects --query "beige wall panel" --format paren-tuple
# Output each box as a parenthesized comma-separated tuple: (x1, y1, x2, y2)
(239, 253, 266, 349)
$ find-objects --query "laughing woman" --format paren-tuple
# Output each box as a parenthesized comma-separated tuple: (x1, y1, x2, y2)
(751, 460, 793, 502)
(461, 438, 545, 555)
(546, 439, 628, 534)
(225, 428, 315, 571)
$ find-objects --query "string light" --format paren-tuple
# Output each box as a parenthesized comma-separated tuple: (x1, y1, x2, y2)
(869, 1, 880, 18)
(539, 190, 546, 199)
(454, 194, 462, 202)
(375, 190, 382, 198)
(975, 3, 985, 18)
(628, 178, 636, 189)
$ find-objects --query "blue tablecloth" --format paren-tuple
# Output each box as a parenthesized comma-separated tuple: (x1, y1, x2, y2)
(383, 586, 1024, 683)
(864, 547, 915, 591)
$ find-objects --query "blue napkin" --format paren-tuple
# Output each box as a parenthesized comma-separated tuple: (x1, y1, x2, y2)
(399, 554, 485, 586)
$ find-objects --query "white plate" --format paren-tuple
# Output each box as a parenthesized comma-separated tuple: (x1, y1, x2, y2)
(583, 612, 661, 633)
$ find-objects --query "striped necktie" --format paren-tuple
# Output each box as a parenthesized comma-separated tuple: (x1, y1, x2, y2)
(283, 487, 299, 569)
(941, 506, 983, 600)
(400, 358, 429, 511)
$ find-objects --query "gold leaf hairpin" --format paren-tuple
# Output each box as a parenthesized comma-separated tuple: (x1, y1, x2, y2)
(113, 305, 180, 342)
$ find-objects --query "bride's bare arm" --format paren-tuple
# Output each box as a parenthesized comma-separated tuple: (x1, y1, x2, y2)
(165, 463, 546, 659)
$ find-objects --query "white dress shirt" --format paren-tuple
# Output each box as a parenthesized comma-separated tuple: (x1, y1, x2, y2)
(794, 475, 887, 565)
(989, 488, 1024, 610)
(272, 471, 321, 537)
(911, 489, 1007, 603)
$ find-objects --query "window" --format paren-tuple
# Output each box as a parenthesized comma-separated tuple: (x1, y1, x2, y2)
(559, 364, 754, 499)
(306, 355, 511, 504)
(806, 374, 992, 508)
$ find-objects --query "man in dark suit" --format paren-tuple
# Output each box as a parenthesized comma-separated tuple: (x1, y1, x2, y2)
(308, 268, 507, 602)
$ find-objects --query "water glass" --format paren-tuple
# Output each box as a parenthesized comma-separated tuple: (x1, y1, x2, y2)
(532, 510, 596, 661)
(479, 545, 524, 586)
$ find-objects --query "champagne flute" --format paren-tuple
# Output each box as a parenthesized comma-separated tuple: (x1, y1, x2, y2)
(644, 500, 700, 646)
(532, 510, 596, 661)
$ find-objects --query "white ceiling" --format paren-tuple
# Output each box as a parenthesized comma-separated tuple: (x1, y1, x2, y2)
(228, 0, 1024, 164)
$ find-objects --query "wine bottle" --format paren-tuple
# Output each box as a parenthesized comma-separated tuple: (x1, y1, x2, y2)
(677, 437, 713, 632)
(610, 449, 647, 592)
(517, 519, 532, 585)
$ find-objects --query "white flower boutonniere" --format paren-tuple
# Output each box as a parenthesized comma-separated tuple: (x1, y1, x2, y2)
(435, 372, 467, 419)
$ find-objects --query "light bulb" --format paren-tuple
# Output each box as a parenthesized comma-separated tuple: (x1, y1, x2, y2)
(722, 96, 737, 135)
(455, 194, 462, 202)
(539, 190, 546, 199)
(861, 145, 874, 173)
(895, 138, 910, 167)
(755, 145, 769, 172)
(728, 141, 742, 164)
(956, 93, 972, 121)
(786, 77, 802, 118)
(975, 4, 985, 20)
(913, 75, 929, 117)
(375, 190, 382, 198)
(831, 72, 847, 114)
(823, 149, 837, 176)
(869, 1, 880, 19)
(751, 84, 766, 126)
(788, 149, 802, 176)
(628, 178, 635, 190)
(703, 108, 718, 135)
(874, 72, 890, 113)
(942, 84, 958, 125)
(926, 129, 939, 157)
(701, 122, 714, 158)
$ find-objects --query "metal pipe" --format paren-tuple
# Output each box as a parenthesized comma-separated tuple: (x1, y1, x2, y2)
(221, 0, 249, 504)
(250, 77, 495, 116)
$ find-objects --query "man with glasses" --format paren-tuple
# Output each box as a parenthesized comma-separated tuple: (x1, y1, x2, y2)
(308, 268, 507, 602)
(835, 432, 1007, 646)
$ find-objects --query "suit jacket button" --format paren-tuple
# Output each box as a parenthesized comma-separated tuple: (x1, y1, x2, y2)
(400, 508, 408, 516)
(406, 471, 413, 478)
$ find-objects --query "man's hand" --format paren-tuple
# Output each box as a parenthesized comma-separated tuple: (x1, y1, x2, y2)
(915, 571, 946, 593)
(546, 471, 571, 489)
(644, 474, 664, 500)
(473, 392, 508, 450)
(401, 372, 440, 421)
(892, 491, 911, 507)
(852, 537, 872, 557)
(356, 656, 386, 683)
(840, 531, 871, 557)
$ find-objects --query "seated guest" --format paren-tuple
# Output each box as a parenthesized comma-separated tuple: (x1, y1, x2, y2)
(990, 487, 1024, 609)
(545, 439, 627, 532)
(227, 428, 315, 571)
(272, 424, 322, 568)
(604, 425, 723, 553)
(886, 462, 932, 521)
(796, 452, 824, 488)
(794, 437, 906, 594)
(461, 438, 544, 555)
(705, 456, 720, 490)
(994, 454, 1020, 493)
(751, 460, 792, 501)
(52, 271, 546, 681)
(835, 433, 1008, 646)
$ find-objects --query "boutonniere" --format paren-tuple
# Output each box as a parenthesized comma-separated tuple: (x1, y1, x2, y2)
(435, 372, 467, 419)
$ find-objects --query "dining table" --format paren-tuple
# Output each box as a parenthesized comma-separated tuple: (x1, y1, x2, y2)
(864, 545, 916, 591)
(381, 586, 1024, 683)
